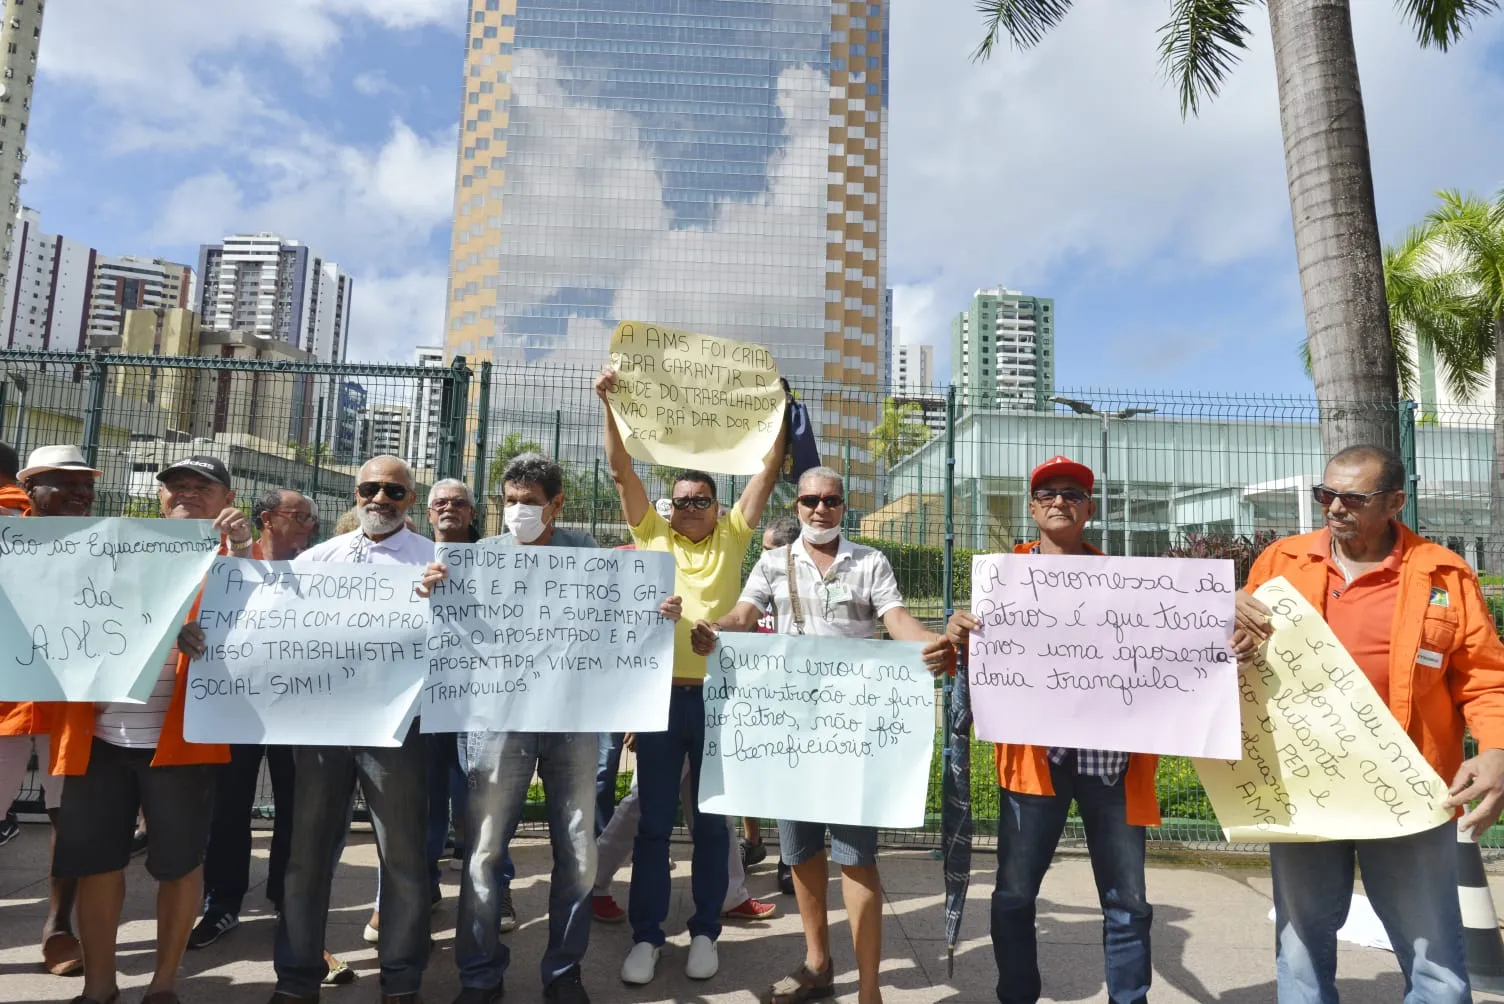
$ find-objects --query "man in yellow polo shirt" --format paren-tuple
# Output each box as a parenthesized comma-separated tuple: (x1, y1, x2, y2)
(594, 366, 786, 987)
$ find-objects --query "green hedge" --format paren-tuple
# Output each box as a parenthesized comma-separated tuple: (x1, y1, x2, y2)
(849, 535, 977, 601)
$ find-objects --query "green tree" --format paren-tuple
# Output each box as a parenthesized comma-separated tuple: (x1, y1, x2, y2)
(487, 432, 544, 489)
(974, 0, 1499, 454)
(869, 399, 933, 469)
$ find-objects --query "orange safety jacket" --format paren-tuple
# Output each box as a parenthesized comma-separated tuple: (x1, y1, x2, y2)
(991, 540, 1163, 827)
(1244, 524, 1504, 789)
(48, 539, 261, 776)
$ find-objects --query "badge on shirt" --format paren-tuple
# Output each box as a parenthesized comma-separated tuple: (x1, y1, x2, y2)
(1429, 587, 1449, 607)
(1417, 649, 1444, 669)
(823, 582, 853, 605)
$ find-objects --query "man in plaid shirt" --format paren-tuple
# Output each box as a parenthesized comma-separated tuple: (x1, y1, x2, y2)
(947, 456, 1156, 1004)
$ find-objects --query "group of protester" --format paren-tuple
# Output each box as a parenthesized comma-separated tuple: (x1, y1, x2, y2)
(3, 369, 1504, 1004)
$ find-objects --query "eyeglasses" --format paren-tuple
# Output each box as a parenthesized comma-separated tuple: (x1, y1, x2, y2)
(272, 508, 317, 526)
(429, 498, 472, 510)
(671, 497, 715, 511)
(1312, 485, 1392, 510)
(162, 478, 216, 496)
(357, 482, 409, 502)
(1031, 488, 1090, 505)
(797, 494, 845, 510)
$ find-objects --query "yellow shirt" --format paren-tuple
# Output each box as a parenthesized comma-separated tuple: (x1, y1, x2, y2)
(631, 504, 753, 681)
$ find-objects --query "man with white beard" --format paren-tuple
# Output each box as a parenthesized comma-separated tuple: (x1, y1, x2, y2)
(269, 455, 439, 1004)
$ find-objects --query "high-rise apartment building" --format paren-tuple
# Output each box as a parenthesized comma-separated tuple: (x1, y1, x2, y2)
(445, 0, 888, 492)
(0, 0, 44, 312)
(366, 403, 411, 460)
(951, 285, 1055, 411)
(892, 339, 933, 396)
(0, 209, 196, 351)
(196, 234, 353, 365)
(410, 345, 445, 473)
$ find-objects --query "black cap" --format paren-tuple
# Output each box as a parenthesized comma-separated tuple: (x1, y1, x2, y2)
(156, 455, 232, 490)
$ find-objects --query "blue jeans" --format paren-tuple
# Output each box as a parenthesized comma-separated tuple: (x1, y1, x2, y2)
(1271, 819, 1468, 1003)
(457, 730, 597, 990)
(992, 757, 1152, 1004)
(427, 731, 468, 895)
(274, 722, 431, 998)
(597, 732, 625, 836)
(629, 684, 728, 946)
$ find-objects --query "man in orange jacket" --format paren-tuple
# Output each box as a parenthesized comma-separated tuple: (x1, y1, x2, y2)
(1231, 444, 1504, 1003)
(947, 456, 1155, 1004)
(50, 455, 253, 1004)
(0, 440, 29, 514)
(0, 445, 102, 978)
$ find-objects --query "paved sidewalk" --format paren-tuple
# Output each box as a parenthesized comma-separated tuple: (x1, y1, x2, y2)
(1, 822, 1500, 1003)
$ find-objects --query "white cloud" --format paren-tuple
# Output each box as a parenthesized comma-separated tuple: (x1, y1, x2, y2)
(889, 1, 1504, 375)
(353, 71, 399, 97)
(348, 269, 451, 362)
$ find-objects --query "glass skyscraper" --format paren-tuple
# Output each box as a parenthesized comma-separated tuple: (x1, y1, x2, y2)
(446, 0, 888, 474)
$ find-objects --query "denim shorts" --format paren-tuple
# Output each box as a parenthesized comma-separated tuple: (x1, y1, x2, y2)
(777, 819, 879, 868)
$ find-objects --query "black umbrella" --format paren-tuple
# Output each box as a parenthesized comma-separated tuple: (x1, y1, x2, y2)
(941, 657, 974, 977)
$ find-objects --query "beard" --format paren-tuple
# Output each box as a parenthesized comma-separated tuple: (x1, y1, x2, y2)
(359, 504, 406, 537)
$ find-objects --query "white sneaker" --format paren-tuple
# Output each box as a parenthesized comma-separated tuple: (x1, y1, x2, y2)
(685, 935, 719, 980)
(621, 941, 661, 985)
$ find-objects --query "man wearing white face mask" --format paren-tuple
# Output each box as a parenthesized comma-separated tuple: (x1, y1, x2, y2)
(453, 452, 681, 1004)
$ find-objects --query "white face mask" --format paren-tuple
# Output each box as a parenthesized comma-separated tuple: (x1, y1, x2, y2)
(801, 522, 841, 546)
(504, 503, 549, 543)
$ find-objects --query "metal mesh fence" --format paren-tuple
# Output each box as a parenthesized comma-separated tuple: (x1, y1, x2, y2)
(4, 351, 1502, 849)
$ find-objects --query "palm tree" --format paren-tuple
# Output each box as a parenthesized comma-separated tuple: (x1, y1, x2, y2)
(870, 399, 934, 469)
(974, 0, 1499, 454)
(486, 431, 543, 488)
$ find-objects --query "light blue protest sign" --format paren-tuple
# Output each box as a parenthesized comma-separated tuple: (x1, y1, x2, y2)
(184, 559, 430, 747)
(698, 632, 935, 828)
(0, 516, 219, 701)
(421, 543, 675, 733)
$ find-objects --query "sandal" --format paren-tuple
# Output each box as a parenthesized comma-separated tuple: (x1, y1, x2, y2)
(323, 953, 356, 986)
(764, 962, 835, 1004)
(43, 930, 84, 976)
(68, 993, 118, 1004)
(141, 992, 182, 1004)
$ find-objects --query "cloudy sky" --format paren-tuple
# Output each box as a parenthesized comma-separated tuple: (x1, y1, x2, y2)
(23, 1, 1504, 395)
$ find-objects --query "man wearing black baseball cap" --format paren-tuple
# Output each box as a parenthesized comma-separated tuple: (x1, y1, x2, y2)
(946, 456, 1157, 1004)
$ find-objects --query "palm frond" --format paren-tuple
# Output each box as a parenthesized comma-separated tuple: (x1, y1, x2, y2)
(1397, 0, 1501, 51)
(973, 0, 1074, 61)
(1384, 220, 1493, 401)
(1157, 0, 1256, 117)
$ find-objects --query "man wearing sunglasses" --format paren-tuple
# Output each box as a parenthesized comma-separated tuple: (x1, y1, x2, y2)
(946, 455, 1157, 1004)
(690, 467, 952, 1004)
(1231, 444, 1504, 1003)
(595, 365, 786, 987)
(270, 455, 436, 1004)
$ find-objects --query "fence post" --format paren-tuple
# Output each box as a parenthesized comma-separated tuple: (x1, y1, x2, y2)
(472, 361, 492, 525)
(553, 408, 562, 461)
(590, 458, 601, 541)
(1399, 399, 1419, 531)
(437, 357, 470, 482)
(81, 352, 108, 468)
(310, 396, 325, 499)
(0, 380, 7, 438)
(940, 385, 957, 790)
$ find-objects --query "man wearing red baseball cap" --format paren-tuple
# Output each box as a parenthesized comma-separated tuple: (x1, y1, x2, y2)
(946, 456, 1156, 1004)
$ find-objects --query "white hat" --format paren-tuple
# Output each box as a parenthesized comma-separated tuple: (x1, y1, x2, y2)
(18, 445, 102, 483)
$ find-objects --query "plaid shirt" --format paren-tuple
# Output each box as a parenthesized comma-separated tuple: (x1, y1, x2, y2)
(1048, 747, 1129, 785)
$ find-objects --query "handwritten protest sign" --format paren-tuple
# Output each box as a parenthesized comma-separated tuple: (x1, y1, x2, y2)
(698, 633, 934, 828)
(968, 553, 1240, 759)
(1193, 577, 1451, 842)
(606, 320, 786, 475)
(0, 516, 218, 701)
(184, 559, 429, 747)
(421, 543, 675, 733)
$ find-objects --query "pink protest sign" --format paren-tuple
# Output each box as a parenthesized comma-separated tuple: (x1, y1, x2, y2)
(968, 553, 1241, 759)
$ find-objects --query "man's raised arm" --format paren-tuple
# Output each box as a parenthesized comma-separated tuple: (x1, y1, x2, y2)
(734, 422, 788, 528)
(595, 366, 650, 529)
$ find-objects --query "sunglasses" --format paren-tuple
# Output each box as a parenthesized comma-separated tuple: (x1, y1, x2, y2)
(429, 498, 472, 510)
(357, 482, 410, 502)
(1311, 485, 1392, 510)
(797, 494, 845, 510)
(1031, 488, 1089, 505)
(671, 497, 715, 511)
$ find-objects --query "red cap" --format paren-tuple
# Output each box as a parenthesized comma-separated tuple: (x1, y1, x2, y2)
(1030, 456, 1094, 493)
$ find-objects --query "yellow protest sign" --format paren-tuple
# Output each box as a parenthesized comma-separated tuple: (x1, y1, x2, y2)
(606, 321, 786, 475)
(1193, 576, 1452, 842)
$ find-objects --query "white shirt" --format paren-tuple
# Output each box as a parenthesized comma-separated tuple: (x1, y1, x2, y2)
(95, 649, 178, 749)
(739, 536, 904, 639)
(297, 525, 435, 567)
